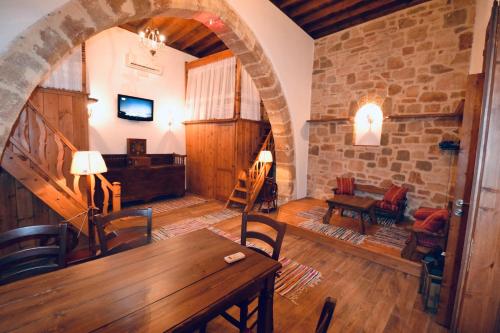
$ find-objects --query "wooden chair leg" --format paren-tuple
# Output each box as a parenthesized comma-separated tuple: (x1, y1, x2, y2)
(239, 303, 249, 332)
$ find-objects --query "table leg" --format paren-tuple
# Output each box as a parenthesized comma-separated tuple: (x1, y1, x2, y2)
(358, 210, 366, 235)
(258, 274, 275, 333)
(369, 206, 377, 225)
(323, 203, 334, 224)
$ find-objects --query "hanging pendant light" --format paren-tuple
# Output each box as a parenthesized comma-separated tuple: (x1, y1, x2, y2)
(139, 27, 166, 56)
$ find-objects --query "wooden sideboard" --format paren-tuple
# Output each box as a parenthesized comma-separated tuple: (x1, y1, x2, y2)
(100, 154, 186, 204)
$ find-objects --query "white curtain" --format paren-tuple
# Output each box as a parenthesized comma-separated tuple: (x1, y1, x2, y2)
(41, 46, 83, 91)
(185, 57, 236, 120)
(240, 67, 261, 121)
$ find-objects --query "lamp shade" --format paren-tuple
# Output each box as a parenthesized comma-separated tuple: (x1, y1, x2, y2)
(70, 151, 107, 175)
(258, 150, 273, 163)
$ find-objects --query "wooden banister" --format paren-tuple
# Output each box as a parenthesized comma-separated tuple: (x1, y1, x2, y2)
(7, 101, 121, 217)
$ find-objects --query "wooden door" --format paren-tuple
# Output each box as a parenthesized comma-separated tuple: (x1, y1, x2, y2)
(436, 74, 484, 326)
(215, 123, 235, 201)
(453, 2, 500, 331)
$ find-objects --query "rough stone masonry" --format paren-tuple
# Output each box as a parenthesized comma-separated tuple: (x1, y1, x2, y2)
(307, 0, 476, 214)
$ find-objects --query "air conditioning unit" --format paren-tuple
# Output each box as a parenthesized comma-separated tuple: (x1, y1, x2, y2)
(125, 52, 163, 76)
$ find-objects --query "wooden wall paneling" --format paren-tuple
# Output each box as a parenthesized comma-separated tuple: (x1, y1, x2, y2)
(436, 73, 484, 327)
(454, 3, 500, 331)
(0, 170, 19, 255)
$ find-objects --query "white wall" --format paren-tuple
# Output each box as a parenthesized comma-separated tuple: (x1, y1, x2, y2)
(0, 0, 315, 199)
(227, 0, 314, 199)
(85, 27, 195, 154)
(470, 0, 495, 73)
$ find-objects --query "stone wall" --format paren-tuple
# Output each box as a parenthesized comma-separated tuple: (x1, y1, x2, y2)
(307, 0, 476, 213)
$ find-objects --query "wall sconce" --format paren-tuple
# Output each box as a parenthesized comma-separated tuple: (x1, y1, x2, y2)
(87, 97, 98, 118)
(354, 103, 383, 146)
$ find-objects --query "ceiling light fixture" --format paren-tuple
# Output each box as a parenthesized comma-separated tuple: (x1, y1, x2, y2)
(139, 27, 166, 56)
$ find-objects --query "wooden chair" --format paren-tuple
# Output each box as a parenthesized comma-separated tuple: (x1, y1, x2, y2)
(315, 297, 337, 333)
(219, 213, 286, 332)
(0, 223, 68, 285)
(95, 208, 152, 257)
(401, 209, 450, 261)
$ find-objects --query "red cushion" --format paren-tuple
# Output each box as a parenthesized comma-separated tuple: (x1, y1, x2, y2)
(375, 200, 399, 212)
(416, 233, 442, 248)
(383, 185, 408, 205)
(415, 209, 449, 232)
(336, 177, 355, 195)
(414, 207, 441, 220)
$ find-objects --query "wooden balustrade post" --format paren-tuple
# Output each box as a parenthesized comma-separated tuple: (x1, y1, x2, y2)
(112, 182, 121, 212)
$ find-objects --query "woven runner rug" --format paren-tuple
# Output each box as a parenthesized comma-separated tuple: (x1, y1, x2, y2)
(130, 195, 208, 215)
(299, 220, 367, 245)
(208, 227, 322, 304)
(151, 209, 322, 303)
(366, 226, 410, 250)
(297, 206, 396, 227)
(151, 209, 240, 241)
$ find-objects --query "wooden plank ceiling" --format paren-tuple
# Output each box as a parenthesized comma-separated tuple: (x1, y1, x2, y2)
(270, 0, 430, 39)
(120, 17, 227, 58)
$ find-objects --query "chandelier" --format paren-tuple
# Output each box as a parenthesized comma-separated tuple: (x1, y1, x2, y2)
(139, 27, 166, 56)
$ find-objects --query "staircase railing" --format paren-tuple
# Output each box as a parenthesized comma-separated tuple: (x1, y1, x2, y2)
(7, 101, 121, 215)
(245, 131, 274, 212)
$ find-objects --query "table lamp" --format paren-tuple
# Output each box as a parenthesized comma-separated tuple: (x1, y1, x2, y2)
(70, 151, 107, 255)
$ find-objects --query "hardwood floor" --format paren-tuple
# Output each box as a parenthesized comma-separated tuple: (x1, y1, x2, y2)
(119, 195, 447, 332)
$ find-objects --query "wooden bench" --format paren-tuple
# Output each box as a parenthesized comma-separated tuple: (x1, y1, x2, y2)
(332, 183, 407, 223)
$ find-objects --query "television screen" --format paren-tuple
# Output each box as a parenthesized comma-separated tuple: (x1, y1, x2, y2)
(117, 94, 154, 121)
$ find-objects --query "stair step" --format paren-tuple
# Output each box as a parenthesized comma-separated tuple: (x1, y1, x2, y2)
(229, 196, 247, 205)
(235, 186, 248, 193)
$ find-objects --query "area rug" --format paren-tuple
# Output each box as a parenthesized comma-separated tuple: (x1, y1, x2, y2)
(299, 220, 367, 245)
(366, 226, 410, 250)
(208, 227, 322, 304)
(151, 209, 241, 241)
(297, 206, 396, 227)
(130, 195, 208, 215)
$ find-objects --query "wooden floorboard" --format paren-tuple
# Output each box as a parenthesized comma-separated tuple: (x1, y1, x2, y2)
(115, 195, 447, 332)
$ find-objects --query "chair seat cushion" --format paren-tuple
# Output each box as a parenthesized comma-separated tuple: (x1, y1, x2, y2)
(383, 185, 408, 205)
(375, 200, 399, 212)
(414, 207, 441, 220)
(414, 209, 448, 233)
(336, 177, 355, 195)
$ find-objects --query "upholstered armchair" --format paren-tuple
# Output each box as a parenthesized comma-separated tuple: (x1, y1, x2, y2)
(401, 207, 450, 261)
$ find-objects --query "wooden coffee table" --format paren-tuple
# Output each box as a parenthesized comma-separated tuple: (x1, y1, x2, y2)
(322, 194, 377, 234)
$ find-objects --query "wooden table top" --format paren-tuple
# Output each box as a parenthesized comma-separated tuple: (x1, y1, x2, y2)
(0, 229, 281, 333)
(327, 194, 376, 210)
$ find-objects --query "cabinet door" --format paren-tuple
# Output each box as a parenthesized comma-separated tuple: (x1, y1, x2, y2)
(215, 123, 235, 201)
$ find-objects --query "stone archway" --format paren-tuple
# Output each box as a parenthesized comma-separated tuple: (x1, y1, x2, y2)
(0, 0, 296, 201)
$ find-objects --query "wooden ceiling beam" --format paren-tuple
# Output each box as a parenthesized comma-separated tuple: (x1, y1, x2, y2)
(304, 0, 396, 34)
(176, 25, 213, 50)
(285, 0, 336, 19)
(188, 33, 221, 54)
(168, 20, 201, 44)
(295, 0, 366, 26)
(194, 40, 227, 58)
(309, 0, 430, 38)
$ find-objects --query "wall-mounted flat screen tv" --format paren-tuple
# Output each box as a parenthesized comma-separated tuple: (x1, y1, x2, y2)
(118, 94, 154, 121)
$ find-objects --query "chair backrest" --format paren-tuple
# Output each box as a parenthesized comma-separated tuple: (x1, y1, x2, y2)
(315, 297, 337, 333)
(0, 223, 68, 285)
(241, 213, 286, 261)
(95, 208, 152, 256)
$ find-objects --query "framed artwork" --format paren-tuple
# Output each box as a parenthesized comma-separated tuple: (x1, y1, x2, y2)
(127, 138, 146, 156)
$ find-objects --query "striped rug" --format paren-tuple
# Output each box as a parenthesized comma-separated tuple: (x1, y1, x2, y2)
(299, 220, 367, 245)
(152, 209, 241, 241)
(366, 226, 410, 250)
(130, 195, 208, 215)
(208, 227, 322, 304)
(297, 206, 396, 227)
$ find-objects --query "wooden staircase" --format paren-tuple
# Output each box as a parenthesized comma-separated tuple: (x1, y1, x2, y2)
(226, 130, 274, 212)
(1, 102, 121, 235)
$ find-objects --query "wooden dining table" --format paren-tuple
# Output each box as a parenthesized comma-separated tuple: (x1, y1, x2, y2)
(0, 229, 281, 333)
